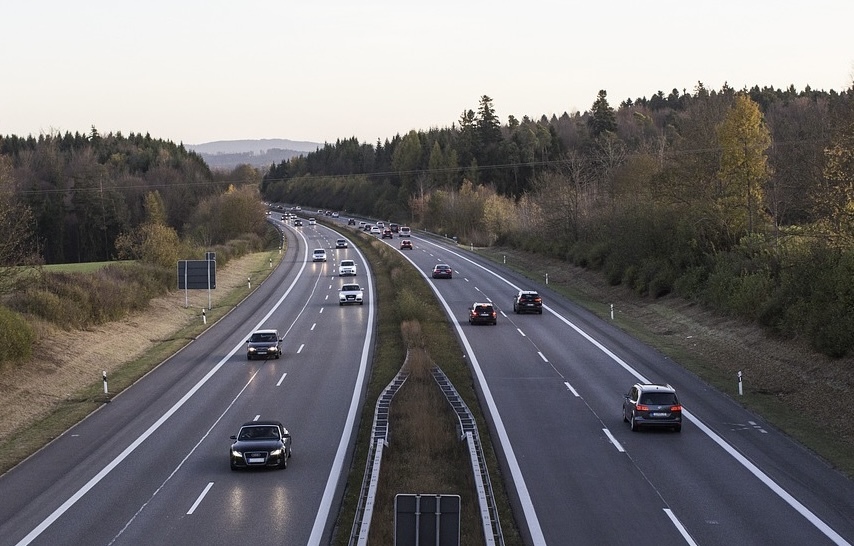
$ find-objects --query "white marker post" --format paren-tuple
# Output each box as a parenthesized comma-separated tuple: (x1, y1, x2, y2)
(102, 371, 109, 403)
(545, 273, 549, 285)
(202, 309, 206, 325)
(610, 303, 614, 320)
(738, 371, 743, 396)
(248, 277, 251, 289)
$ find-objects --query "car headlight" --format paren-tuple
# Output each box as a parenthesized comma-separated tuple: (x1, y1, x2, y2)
(231, 449, 243, 458)
(269, 448, 283, 457)
(248, 347, 257, 353)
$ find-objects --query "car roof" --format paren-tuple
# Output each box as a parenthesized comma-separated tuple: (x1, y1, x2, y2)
(472, 302, 493, 307)
(313, 248, 325, 252)
(634, 383, 676, 393)
(518, 290, 539, 294)
(252, 328, 278, 334)
(240, 420, 284, 428)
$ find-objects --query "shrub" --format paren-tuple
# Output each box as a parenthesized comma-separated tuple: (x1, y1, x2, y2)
(0, 305, 35, 361)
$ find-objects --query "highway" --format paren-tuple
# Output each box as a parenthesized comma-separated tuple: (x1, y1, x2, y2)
(349, 218, 854, 546)
(2, 212, 853, 546)
(0, 220, 373, 546)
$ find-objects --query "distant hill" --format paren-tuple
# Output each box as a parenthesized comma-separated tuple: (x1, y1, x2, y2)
(186, 139, 322, 170)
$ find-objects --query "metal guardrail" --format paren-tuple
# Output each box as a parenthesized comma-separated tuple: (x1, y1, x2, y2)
(349, 367, 409, 545)
(348, 362, 504, 546)
(431, 366, 504, 546)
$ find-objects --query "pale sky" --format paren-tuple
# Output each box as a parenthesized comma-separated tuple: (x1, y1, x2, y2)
(2, 0, 852, 146)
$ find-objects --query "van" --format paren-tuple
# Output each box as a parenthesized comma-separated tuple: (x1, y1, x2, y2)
(399, 226, 411, 237)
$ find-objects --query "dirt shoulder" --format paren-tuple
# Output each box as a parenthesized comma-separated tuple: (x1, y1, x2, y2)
(0, 253, 269, 444)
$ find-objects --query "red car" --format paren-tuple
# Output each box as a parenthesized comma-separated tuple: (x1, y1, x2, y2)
(400, 239, 413, 250)
(431, 264, 452, 279)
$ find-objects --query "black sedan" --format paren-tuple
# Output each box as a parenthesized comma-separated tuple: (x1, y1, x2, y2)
(431, 264, 453, 279)
(230, 421, 293, 470)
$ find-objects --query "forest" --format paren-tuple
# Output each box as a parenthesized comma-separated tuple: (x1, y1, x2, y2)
(0, 130, 271, 362)
(261, 83, 854, 357)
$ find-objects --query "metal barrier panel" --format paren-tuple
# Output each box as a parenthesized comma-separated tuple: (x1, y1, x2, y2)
(395, 494, 460, 546)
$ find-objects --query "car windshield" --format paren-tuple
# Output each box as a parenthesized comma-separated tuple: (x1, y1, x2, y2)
(641, 392, 678, 405)
(250, 332, 277, 342)
(239, 426, 279, 441)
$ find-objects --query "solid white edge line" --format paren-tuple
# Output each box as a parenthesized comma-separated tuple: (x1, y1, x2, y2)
(664, 508, 699, 546)
(186, 482, 214, 515)
(307, 239, 374, 545)
(416, 238, 850, 546)
(390, 242, 547, 545)
(16, 232, 314, 546)
(537, 352, 548, 363)
(602, 428, 625, 453)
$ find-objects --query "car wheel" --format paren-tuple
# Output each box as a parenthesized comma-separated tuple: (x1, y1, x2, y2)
(674, 425, 682, 433)
(340, 302, 344, 306)
(538, 310, 543, 314)
(360, 302, 363, 305)
(630, 413, 639, 432)
(230, 461, 238, 471)
(622, 405, 629, 423)
(279, 454, 288, 469)
(492, 320, 497, 325)
(247, 354, 252, 361)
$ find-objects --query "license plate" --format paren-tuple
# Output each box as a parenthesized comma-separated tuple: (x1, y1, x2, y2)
(248, 457, 265, 464)
(651, 412, 669, 417)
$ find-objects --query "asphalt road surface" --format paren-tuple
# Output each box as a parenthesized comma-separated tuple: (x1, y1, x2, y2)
(356, 218, 853, 546)
(0, 220, 374, 546)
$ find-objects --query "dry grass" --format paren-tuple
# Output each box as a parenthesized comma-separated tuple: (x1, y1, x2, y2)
(0, 250, 281, 472)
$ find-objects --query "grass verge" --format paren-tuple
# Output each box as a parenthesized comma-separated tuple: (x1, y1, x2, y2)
(0, 249, 282, 475)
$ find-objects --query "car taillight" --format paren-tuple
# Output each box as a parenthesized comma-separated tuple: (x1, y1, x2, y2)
(491, 311, 496, 317)
(534, 298, 542, 303)
(671, 405, 682, 412)
(636, 404, 649, 411)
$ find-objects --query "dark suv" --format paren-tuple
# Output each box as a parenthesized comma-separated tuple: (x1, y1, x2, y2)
(623, 383, 682, 432)
(513, 290, 542, 314)
(468, 302, 497, 325)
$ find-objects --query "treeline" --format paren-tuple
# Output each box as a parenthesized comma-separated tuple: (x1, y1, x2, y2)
(0, 129, 266, 264)
(0, 129, 276, 363)
(262, 83, 854, 357)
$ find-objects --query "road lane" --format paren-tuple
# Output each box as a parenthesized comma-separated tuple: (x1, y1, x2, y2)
(376, 229, 853, 545)
(0, 221, 374, 546)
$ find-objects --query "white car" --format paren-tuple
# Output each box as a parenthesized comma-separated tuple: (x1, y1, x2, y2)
(370, 226, 381, 236)
(339, 283, 364, 305)
(312, 249, 327, 262)
(335, 239, 348, 249)
(339, 259, 356, 276)
(309, 218, 317, 225)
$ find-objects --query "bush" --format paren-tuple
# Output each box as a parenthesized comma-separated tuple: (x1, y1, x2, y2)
(0, 305, 35, 361)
